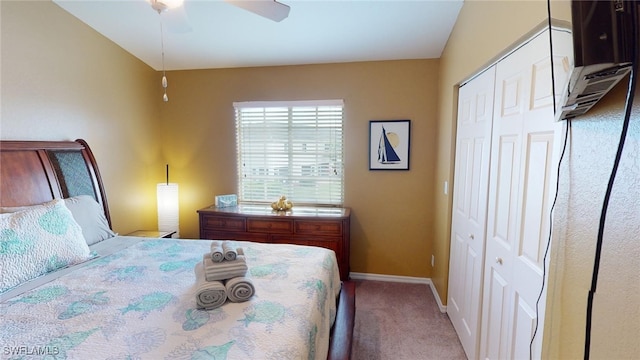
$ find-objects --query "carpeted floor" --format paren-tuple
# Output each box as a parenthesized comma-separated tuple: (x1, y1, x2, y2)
(351, 280, 467, 360)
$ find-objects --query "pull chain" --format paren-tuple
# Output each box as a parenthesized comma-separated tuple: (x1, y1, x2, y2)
(159, 15, 168, 102)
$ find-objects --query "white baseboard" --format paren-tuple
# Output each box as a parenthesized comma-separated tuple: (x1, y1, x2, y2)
(349, 272, 447, 313)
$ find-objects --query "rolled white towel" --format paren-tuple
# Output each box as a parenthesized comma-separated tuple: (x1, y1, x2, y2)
(222, 241, 237, 261)
(210, 241, 224, 263)
(194, 262, 227, 309)
(203, 254, 248, 281)
(225, 276, 255, 303)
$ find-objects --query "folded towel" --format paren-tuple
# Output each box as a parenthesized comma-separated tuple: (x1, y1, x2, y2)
(222, 241, 237, 261)
(203, 254, 248, 281)
(210, 241, 224, 263)
(194, 262, 227, 310)
(225, 276, 255, 303)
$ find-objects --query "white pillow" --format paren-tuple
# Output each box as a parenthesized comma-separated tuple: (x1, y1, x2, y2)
(63, 195, 116, 245)
(0, 199, 91, 293)
(1, 196, 116, 246)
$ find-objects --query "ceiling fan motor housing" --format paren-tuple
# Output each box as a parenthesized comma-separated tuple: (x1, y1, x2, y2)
(150, 0, 184, 13)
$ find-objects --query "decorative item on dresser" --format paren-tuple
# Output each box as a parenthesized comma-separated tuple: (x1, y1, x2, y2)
(198, 204, 351, 280)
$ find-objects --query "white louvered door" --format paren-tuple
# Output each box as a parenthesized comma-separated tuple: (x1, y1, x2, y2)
(448, 66, 496, 360)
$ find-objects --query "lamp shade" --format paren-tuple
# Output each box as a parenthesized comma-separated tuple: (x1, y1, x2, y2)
(157, 183, 179, 237)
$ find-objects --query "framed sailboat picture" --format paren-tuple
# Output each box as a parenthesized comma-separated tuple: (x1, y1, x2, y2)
(369, 120, 411, 170)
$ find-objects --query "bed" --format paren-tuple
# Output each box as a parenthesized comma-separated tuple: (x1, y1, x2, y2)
(0, 139, 355, 360)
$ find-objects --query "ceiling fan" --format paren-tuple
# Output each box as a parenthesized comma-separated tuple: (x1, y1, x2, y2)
(150, 0, 290, 101)
(150, 0, 290, 32)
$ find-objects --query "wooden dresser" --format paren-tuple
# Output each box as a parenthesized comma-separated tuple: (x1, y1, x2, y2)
(197, 205, 351, 280)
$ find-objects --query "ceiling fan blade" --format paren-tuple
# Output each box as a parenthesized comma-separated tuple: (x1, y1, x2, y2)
(225, 0, 290, 22)
(162, 5, 192, 33)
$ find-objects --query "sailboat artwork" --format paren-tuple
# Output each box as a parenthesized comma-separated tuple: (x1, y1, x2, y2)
(377, 126, 401, 163)
(369, 120, 411, 170)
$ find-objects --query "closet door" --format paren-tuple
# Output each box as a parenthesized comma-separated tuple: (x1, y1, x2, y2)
(448, 66, 496, 360)
(480, 30, 563, 360)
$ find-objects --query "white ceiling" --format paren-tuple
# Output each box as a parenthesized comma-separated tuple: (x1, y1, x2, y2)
(53, 0, 464, 71)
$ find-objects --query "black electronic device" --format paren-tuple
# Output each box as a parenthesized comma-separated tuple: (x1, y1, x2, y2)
(554, 0, 636, 120)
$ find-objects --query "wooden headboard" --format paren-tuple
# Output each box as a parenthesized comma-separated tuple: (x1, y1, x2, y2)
(0, 139, 111, 228)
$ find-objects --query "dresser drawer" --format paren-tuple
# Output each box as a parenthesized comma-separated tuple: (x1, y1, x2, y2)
(247, 219, 293, 233)
(295, 220, 343, 236)
(202, 230, 269, 243)
(272, 234, 340, 246)
(201, 215, 246, 232)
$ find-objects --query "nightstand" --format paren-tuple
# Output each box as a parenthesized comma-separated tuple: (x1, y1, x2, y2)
(126, 230, 176, 239)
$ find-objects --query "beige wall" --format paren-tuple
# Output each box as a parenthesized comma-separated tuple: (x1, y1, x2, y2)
(1, 0, 161, 235)
(544, 81, 640, 359)
(161, 60, 440, 277)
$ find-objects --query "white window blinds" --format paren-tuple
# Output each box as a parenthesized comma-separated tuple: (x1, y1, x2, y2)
(234, 100, 344, 206)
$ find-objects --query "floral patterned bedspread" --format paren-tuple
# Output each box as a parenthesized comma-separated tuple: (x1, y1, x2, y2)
(0, 239, 341, 360)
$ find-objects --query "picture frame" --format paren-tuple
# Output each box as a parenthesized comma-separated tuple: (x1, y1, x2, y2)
(214, 194, 238, 208)
(369, 119, 411, 170)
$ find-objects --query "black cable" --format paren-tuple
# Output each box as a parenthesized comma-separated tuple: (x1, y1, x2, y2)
(584, 4, 638, 359)
(529, 3, 561, 359)
(584, 64, 636, 359)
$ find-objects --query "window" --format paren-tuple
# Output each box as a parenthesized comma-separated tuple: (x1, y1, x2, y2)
(234, 100, 344, 206)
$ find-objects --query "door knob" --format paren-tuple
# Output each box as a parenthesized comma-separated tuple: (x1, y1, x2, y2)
(496, 257, 503, 265)
(469, 234, 475, 240)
